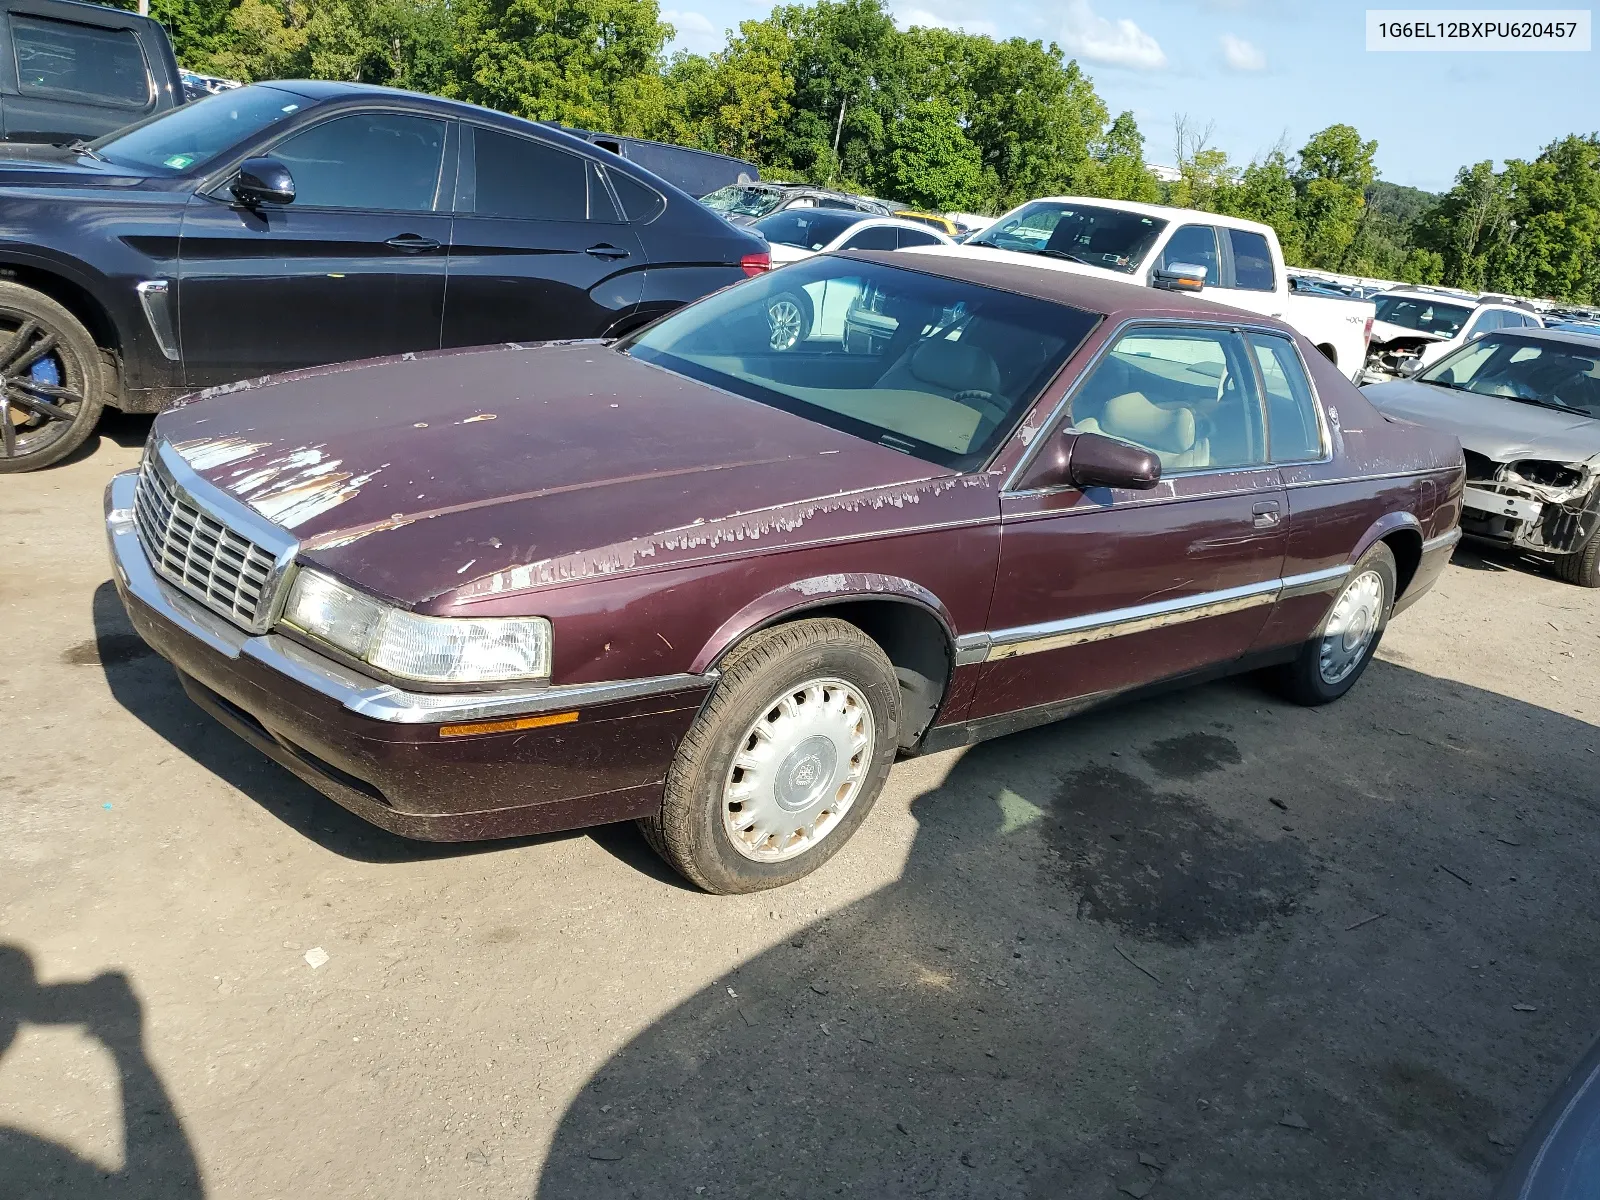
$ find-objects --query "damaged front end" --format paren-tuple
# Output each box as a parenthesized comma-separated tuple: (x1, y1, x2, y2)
(1362, 333, 1441, 382)
(1460, 449, 1600, 553)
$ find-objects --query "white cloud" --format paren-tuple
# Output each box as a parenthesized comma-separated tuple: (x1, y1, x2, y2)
(896, 7, 999, 37)
(1061, 0, 1167, 71)
(663, 10, 723, 55)
(1220, 33, 1267, 71)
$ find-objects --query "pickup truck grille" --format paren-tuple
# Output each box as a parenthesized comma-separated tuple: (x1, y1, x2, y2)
(134, 450, 281, 632)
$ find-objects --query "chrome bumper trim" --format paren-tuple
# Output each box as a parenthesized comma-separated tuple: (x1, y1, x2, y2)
(106, 472, 713, 725)
(1422, 528, 1463, 554)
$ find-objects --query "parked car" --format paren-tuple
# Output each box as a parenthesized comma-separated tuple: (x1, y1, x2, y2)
(700, 181, 893, 226)
(943, 196, 1377, 381)
(1491, 1032, 1600, 1199)
(0, 0, 183, 144)
(554, 126, 758, 198)
(179, 69, 241, 103)
(893, 210, 960, 237)
(0, 79, 768, 471)
(1364, 288, 1543, 380)
(1364, 327, 1600, 586)
(105, 251, 1462, 892)
(752, 210, 951, 349)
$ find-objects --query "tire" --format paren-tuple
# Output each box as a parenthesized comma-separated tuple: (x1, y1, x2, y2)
(1275, 541, 1397, 707)
(1553, 532, 1600, 588)
(765, 290, 813, 352)
(0, 281, 108, 473)
(640, 618, 900, 894)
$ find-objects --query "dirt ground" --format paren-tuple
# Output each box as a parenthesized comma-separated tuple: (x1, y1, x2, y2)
(3, 413, 1599, 1200)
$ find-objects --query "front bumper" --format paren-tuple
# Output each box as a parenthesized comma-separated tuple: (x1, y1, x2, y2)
(105, 472, 713, 841)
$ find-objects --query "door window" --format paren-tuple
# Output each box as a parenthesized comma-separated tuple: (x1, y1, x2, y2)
(472, 128, 589, 220)
(1158, 225, 1220, 286)
(1248, 333, 1324, 461)
(1070, 325, 1266, 472)
(10, 14, 150, 107)
(1228, 228, 1276, 291)
(270, 113, 446, 211)
(897, 228, 944, 248)
(839, 226, 899, 251)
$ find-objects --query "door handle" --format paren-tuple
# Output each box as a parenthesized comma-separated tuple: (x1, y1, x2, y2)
(585, 243, 631, 260)
(385, 234, 441, 252)
(1252, 500, 1282, 528)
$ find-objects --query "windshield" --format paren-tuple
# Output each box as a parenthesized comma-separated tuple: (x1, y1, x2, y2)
(701, 185, 784, 219)
(622, 257, 1097, 470)
(89, 84, 309, 173)
(1421, 334, 1600, 418)
(968, 201, 1166, 273)
(1373, 294, 1473, 337)
(753, 210, 867, 249)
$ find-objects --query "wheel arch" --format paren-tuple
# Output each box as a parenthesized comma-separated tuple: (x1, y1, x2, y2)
(1315, 341, 1338, 366)
(695, 576, 959, 750)
(1350, 511, 1424, 598)
(0, 257, 123, 353)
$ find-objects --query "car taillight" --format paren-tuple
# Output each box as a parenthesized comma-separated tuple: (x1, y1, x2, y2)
(1363, 315, 1374, 343)
(740, 251, 770, 277)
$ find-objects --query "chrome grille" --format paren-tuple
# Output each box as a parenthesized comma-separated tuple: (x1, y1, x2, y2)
(133, 450, 280, 631)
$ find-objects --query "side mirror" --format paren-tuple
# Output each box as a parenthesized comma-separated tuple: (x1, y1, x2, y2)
(1017, 430, 1162, 492)
(231, 156, 295, 207)
(1398, 356, 1425, 378)
(1152, 262, 1207, 292)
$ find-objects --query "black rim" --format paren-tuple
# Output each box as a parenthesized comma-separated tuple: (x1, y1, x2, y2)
(0, 311, 85, 461)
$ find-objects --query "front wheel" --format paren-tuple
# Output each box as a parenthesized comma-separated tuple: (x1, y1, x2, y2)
(1553, 532, 1600, 588)
(640, 618, 900, 894)
(0, 281, 107, 473)
(1275, 541, 1397, 706)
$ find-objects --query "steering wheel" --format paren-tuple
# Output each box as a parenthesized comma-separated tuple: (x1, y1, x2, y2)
(952, 388, 1008, 424)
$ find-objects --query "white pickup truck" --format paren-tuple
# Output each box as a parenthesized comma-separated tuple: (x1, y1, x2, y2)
(913, 196, 1375, 381)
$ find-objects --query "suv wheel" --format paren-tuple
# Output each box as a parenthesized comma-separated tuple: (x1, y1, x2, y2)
(0, 281, 107, 473)
(1553, 532, 1600, 588)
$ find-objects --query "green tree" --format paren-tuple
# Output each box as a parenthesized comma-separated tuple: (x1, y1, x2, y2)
(886, 97, 983, 210)
(1293, 123, 1377, 270)
(1218, 147, 1302, 262)
(1413, 160, 1516, 291)
(1079, 110, 1158, 203)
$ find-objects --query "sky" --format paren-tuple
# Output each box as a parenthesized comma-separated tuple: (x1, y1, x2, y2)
(659, 0, 1600, 193)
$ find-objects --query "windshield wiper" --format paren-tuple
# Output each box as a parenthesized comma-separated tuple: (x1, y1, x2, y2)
(1035, 248, 1092, 265)
(65, 139, 108, 162)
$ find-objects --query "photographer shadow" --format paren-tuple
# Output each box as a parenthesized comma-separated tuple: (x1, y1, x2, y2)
(0, 946, 202, 1200)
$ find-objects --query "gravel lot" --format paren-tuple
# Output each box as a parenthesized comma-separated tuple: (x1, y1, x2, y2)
(3, 415, 1598, 1199)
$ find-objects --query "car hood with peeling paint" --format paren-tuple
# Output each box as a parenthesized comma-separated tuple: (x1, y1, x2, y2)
(152, 343, 966, 610)
(1362, 378, 1600, 464)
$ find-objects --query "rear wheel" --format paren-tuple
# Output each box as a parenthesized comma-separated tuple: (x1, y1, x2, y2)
(640, 618, 900, 894)
(0, 282, 106, 473)
(1553, 532, 1600, 588)
(1275, 542, 1397, 706)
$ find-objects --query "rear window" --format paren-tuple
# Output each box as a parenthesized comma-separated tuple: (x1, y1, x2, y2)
(11, 14, 150, 108)
(753, 209, 867, 249)
(473, 128, 586, 221)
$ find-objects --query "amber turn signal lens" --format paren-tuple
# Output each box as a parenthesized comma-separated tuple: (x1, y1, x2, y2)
(438, 711, 578, 738)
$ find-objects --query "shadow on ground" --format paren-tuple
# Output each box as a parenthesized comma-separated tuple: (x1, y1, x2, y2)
(0, 948, 201, 1200)
(535, 661, 1600, 1199)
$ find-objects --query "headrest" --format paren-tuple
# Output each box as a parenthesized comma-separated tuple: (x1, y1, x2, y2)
(908, 340, 1001, 395)
(1099, 391, 1196, 453)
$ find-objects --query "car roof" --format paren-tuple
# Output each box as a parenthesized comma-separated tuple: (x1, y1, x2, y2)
(834, 248, 1291, 328)
(1482, 326, 1600, 350)
(1021, 195, 1275, 236)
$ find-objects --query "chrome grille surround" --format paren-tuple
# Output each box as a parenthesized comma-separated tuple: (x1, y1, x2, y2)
(132, 440, 299, 634)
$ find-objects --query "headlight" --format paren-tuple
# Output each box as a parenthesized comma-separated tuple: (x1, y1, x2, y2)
(281, 569, 552, 684)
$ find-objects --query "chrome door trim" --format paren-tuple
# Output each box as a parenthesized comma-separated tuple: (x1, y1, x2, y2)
(956, 565, 1352, 666)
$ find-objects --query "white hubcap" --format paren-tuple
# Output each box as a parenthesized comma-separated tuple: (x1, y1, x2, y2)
(1319, 568, 1384, 684)
(722, 678, 874, 863)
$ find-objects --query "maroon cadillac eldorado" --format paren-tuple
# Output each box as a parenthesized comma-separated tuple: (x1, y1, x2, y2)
(105, 251, 1464, 893)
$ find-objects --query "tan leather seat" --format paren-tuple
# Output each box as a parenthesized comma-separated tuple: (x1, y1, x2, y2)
(1076, 391, 1210, 470)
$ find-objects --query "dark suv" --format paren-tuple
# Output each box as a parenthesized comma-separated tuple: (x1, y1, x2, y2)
(0, 0, 183, 144)
(0, 80, 768, 471)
